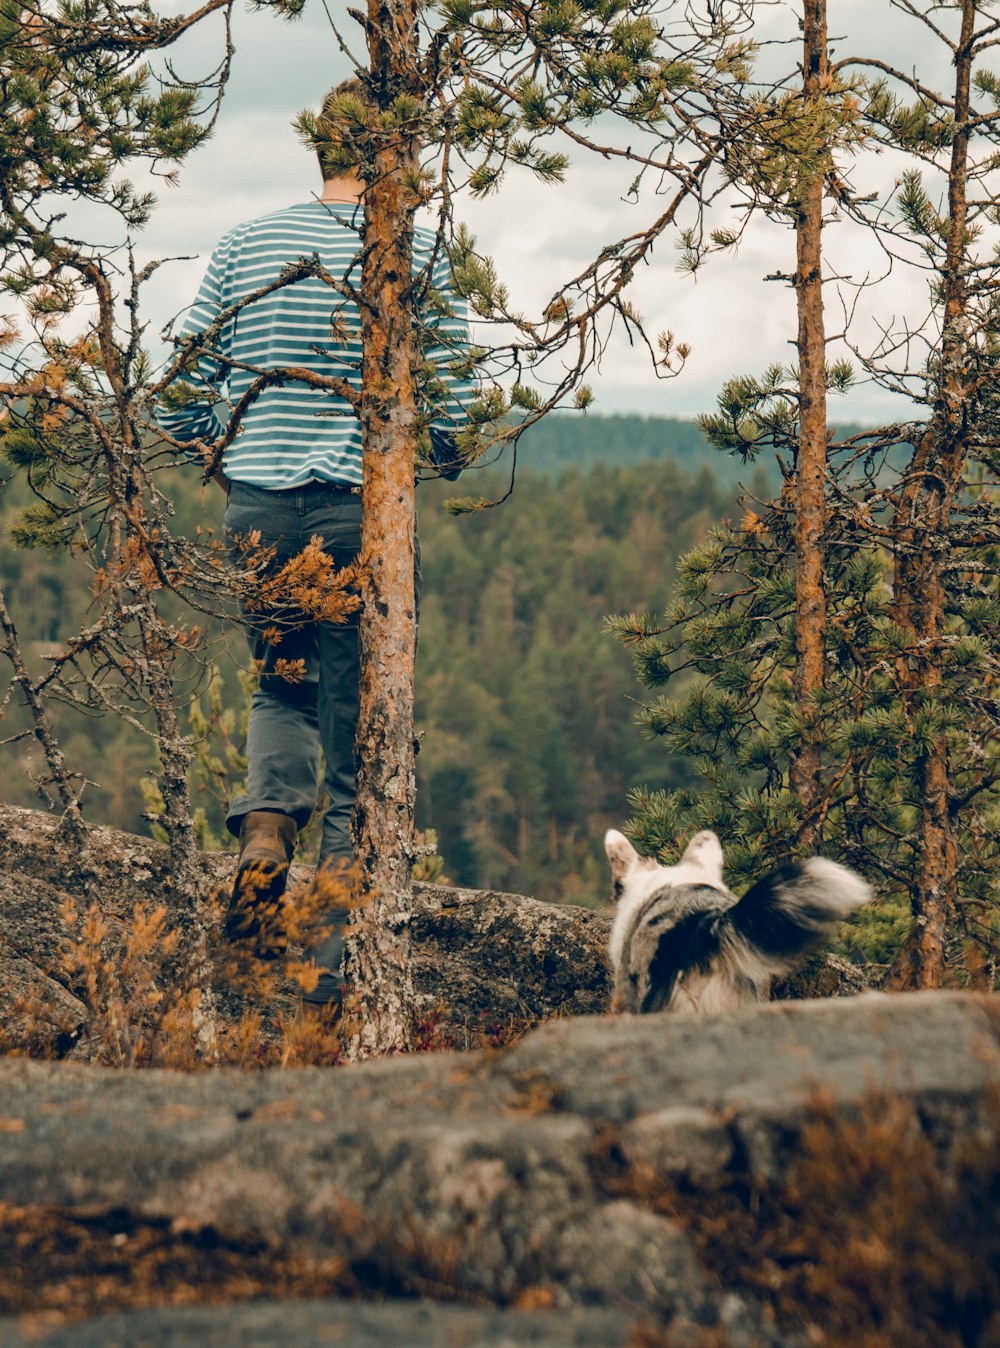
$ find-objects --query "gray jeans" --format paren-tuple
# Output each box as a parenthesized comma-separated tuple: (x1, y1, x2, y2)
(224, 480, 368, 865)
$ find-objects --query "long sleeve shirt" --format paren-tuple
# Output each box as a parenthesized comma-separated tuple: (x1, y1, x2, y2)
(156, 200, 474, 489)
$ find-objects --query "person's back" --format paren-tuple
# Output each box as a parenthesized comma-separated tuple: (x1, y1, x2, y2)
(159, 200, 470, 489)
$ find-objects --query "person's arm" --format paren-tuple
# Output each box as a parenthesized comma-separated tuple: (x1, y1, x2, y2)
(156, 238, 232, 478)
(426, 426, 465, 481)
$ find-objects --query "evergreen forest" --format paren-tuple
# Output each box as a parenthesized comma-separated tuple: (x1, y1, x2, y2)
(0, 416, 743, 904)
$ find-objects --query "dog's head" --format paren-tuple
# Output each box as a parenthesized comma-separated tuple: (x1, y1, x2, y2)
(604, 828, 725, 903)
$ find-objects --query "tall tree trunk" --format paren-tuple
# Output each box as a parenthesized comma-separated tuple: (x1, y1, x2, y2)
(790, 0, 829, 849)
(0, 583, 84, 837)
(884, 0, 975, 990)
(137, 604, 198, 898)
(348, 2, 421, 1056)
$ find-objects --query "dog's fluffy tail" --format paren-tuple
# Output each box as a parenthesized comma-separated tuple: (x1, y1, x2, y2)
(725, 856, 872, 979)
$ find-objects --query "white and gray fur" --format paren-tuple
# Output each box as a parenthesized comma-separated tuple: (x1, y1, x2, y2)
(605, 829, 871, 1016)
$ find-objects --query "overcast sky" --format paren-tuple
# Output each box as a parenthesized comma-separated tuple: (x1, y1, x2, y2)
(124, 0, 964, 425)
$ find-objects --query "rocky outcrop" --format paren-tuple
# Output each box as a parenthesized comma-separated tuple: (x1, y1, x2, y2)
(0, 991, 998, 1345)
(2, 807, 994, 1345)
(0, 803, 872, 1057)
(0, 802, 611, 1048)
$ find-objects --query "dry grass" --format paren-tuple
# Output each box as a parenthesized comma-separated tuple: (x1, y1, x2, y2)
(0, 860, 535, 1068)
(0, 1196, 498, 1325)
(0, 866, 360, 1069)
(411, 1000, 533, 1054)
(594, 1089, 1000, 1347)
(0, 1203, 352, 1320)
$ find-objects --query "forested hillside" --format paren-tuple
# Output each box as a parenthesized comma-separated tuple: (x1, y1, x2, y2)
(415, 458, 739, 900)
(491, 412, 869, 485)
(515, 413, 715, 473)
(0, 418, 743, 901)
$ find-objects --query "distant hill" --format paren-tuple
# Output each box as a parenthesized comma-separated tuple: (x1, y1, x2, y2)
(494, 413, 873, 489)
(517, 414, 712, 472)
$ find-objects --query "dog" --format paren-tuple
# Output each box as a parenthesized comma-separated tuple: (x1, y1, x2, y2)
(605, 828, 871, 1015)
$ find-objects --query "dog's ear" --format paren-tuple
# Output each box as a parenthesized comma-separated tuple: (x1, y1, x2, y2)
(605, 829, 642, 888)
(679, 830, 724, 882)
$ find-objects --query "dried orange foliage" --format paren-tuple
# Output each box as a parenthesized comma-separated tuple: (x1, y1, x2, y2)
(55, 898, 199, 1069)
(273, 657, 307, 684)
(0, 1203, 352, 1322)
(225, 533, 363, 650)
(0, 1184, 510, 1324)
(597, 1087, 1000, 1345)
(0, 858, 531, 1068)
(256, 535, 362, 627)
(0, 866, 363, 1070)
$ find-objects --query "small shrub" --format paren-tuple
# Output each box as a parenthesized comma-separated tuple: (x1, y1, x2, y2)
(0, 867, 359, 1069)
(595, 1089, 1000, 1346)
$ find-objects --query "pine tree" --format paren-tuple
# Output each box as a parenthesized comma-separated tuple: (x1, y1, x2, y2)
(790, 0, 832, 845)
(287, 0, 758, 1053)
(0, 0, 761, 1054)
(0, 0, 247, 880)
(848, 0, 1000, 988)
(613, 0, 1000, 990)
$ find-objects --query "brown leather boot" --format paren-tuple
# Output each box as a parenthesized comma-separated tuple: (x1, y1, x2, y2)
(225, 810, 297, 958)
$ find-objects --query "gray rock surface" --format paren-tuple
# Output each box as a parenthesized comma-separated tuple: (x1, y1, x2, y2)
(2, 805, 991, 1343)
(0, 991, 997, 1344)
(505, 988, 1000, 1178)
(0, 803, 871, 1055)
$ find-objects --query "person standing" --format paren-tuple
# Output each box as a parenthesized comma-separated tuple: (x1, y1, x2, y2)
(158, 79, 472, 1003)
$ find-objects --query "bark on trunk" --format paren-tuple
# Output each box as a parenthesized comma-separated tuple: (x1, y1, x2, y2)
(789, 0, 829, 849)
(349, 3, 422, 1057)
(884, 0, 974, 990)
(137, 603, 198, 901)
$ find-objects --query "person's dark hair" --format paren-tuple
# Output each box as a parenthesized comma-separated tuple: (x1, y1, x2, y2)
(315, 77, 368, 179)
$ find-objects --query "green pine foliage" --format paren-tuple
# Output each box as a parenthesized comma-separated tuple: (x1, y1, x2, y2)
(613, 378, 1000, 976)
(605, 4, 1000, 988)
